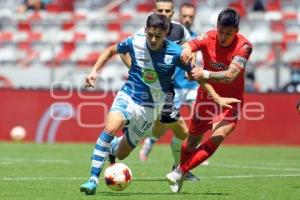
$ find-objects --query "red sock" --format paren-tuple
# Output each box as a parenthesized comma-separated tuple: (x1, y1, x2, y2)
(180, 138, 219, 174)
(180, 140, 196, 164)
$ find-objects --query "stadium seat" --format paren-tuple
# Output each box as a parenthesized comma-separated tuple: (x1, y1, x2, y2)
(283, 33, 298, 42)
(27, 31, 42, 42)
(62, 21, 75, 30)
(17, 21, 31, 31)
(73, 32, 86, 42)
(46, 0, 74, 12)
(0, 75, 13, 88)
(106, 22, 122, 32)
(136, 3, 153, 13)
(266, 0, 281, 11)
(46, 3, 61, 13)
(77, 51, 100, 67)
(0, 32, 13, 42)
(282, 12, 297, 21)
(270, 20, 285, 32)
(229, 1, 246, 17)
(28, 12, 42, 21)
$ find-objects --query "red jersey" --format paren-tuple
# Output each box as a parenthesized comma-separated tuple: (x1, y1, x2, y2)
(189, 30, 253, 101)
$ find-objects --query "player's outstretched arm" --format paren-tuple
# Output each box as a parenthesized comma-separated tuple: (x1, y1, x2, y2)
(85, 44, 118, 88)
(190, 63, 242, 84)
(181, 43, 193, 65)
(198, 79, 241, 108)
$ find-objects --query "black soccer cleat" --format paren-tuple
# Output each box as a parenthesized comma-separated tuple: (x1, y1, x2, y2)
(108, 154, 116, 164)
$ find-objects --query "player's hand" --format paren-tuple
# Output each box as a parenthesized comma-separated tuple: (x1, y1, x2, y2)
(84, 71, 97, 88)
(189, 67, 204, 81)
(181, 48, 193, 65)
(215, 97, 241, 109)
(185, 72, 193, 81)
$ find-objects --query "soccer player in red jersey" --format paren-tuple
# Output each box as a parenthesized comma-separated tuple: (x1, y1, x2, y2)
(166, 8, 253, 192)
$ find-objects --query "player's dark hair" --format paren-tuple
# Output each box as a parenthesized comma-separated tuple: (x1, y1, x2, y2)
(217, 8, 240, 28)
(180, 2, 196, 10)
(155, 0, 173, 4)
(146, 13, 170, 31)
(155, 0, 174, 9)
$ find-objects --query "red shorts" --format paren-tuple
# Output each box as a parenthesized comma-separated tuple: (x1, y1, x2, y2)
(189, 93, 242, 136)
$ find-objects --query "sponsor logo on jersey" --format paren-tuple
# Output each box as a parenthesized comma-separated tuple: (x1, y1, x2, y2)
(142, 68, 158, 84)
(164, 55, 173, 64)
(209, 61, 228, 70)
(136, 57, 150, 64)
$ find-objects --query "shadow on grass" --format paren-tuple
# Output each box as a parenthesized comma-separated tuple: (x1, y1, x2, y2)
(98, 191, 229, 196)
(97, 178, 229, 197)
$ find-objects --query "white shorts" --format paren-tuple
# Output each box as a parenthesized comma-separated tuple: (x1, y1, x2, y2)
(174, 88, 198, 110)
(110, 91, 162, 148)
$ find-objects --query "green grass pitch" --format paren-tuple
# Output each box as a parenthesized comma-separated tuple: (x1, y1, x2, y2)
(0, 143, 299, 200)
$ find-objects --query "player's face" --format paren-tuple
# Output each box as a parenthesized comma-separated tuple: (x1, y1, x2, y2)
(217, 25, 238, 47)
(154, 2, 174, 20)
(180, 6, 195, 30)
(145, 27, 167, 50)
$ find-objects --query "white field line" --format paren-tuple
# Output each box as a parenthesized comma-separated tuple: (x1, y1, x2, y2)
(210, 164, 300, 172)
(1, 158, 300, 172)
(0, 158, 71, 164)
(2, 174, 300, 181)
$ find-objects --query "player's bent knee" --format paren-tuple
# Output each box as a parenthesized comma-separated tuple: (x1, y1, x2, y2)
(104, 122, 122, 135)
(103, 127, 118, 135)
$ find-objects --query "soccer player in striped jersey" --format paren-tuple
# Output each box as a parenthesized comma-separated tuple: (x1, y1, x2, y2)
(79, 13, 239, 195)
(139, 1, 204, 180)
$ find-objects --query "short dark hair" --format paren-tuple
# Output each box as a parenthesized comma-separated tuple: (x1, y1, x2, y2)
(146, 13, 170, 31)
(180, 2, 196, 10)
(217, 8, 240, 28)
(155, 0, 174, 9)
(155, 0, 173, 3)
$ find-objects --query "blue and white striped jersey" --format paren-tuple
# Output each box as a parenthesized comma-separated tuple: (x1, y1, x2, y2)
(117, 35, 191, 107)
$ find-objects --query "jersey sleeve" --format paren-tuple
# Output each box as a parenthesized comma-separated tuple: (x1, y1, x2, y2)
(181, 25, 192, 43)
(116, 37, 133, 54)
(188, 32, 207, 52)
(232, 43, 253, 70)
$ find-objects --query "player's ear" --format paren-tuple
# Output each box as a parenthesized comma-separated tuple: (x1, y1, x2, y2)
(236, 27, 239, 33)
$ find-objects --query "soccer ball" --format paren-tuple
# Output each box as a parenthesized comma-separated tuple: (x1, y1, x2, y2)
(104, 163, 132, 191)
(10, 126, 26, 142)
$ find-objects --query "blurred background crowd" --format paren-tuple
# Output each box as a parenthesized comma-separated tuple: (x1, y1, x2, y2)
(0, 0, 300, 93)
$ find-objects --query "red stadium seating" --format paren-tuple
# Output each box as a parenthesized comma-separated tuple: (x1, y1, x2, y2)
(107, 22, 122, 32)
(136, 3, 153, 13)
(229, 1, 247, 17)
(17, 21, 31, 31)
(0, 32, 13, 42)
(62, 21, 75, 30)
(266, 0, 281, 11)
